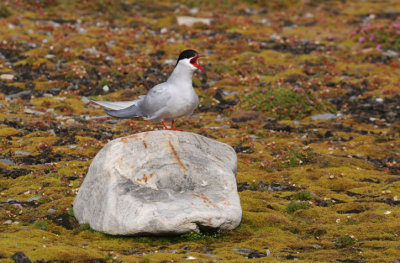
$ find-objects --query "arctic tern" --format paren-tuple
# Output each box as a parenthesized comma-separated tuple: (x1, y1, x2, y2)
(91, 49, 205, 131)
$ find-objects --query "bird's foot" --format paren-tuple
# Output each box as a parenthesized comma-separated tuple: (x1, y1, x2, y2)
(162, 120, 183, 131)
(171, 120, 183, 131)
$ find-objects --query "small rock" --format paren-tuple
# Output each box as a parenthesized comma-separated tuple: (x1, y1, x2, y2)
(83, 242, 88, 246)
(66, 118, 75, 125)
(204, 253, 216, 257)
(4, 220, 12, 225)
(48, 208, 56, 214)
(14, 151, 30, 156)
(45, 54, 56, 59)
(80, 115, 91, 121)
(181, 245, 189, 250)
(189, 8, 199, 14)
(177, 16, 212, 26)
(40, 226, 46, 230)
(27, 196, 41, 202)
(6, 90, 31, 101)
(260, 18, 271, 25)
(312, 244, 322, 249)
(81, 96, 90, 103)
(167, 250, 178, 254)
(0, 74, 14, 81)
(24, 109, 44, 116)
(184, 256, 196, 260)
(160, 28, 168, 34)
(231, 111, 261, 122)
(164, 59, 175, 65)
(376, 97, 384, 103)
(266, 249, 271, 256)
(382, 50, 398, 57)
(232, 248, 251, 254)
(12, 204, 22, 210)
(11, 252, 32, 263)
(247, 252, 267, 258)
(103, 85, 110, 92)
(78, 27, 87, 34)
(105, 119, 118, 124)
(105, 40, 115, 47)
(84, 47, 98, 54)
(311, 113, 336, 121)
(0, 159, 15, 165)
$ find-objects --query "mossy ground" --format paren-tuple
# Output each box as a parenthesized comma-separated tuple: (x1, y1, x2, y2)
(1, 0, 400, 262)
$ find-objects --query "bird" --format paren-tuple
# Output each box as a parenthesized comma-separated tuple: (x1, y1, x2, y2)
(91, 49, 205, 131)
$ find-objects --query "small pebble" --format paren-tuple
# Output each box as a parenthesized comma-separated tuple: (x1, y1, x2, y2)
(81, 96, 90, 103)
(48, 208, 56, 214)
(66, 118, 75, 125)
(181, 245, 189, 250)
(232, 248, 251, 254)
(0, 159, 15, 165)
(0, 74, 14, 81)
(14, 151, 30, 156)
(27, 196, 41, 202)
(311, 113, 336, 121)
(45, 54, 56, 59)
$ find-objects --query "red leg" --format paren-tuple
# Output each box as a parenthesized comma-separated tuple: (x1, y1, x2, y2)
(162, 120, 170, 130)
(162, 120, 182, 131)
(171, 120, 182, 131)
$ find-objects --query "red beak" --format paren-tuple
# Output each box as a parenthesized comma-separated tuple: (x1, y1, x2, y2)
(190, 54, 205, 72)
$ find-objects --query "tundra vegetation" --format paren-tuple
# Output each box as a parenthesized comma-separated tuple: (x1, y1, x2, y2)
(1, 0, 400, 262)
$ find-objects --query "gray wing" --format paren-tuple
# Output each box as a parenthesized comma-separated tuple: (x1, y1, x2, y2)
(139, 83, 171, 119)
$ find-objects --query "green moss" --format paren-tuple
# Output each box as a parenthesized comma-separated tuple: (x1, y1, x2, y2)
(242, 85, 331, 120)
(286, 201, 309, 213)
(292, 191, 312, 201)
(336, 235, 357, 248)
(34, 219, 50, 229)
(0, 5, 12, 18)
(179, 229, 222, 242)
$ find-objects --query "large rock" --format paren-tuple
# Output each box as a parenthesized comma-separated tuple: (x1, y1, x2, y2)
(73, 130, 241, 235)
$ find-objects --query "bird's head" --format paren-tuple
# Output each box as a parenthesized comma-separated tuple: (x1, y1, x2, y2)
(176, 49, 205, 72)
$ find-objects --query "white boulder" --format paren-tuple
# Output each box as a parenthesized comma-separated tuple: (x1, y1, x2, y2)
(73, 130, 241, 235)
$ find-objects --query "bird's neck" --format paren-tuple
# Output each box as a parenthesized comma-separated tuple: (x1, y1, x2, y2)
(167, 64, 194, 87)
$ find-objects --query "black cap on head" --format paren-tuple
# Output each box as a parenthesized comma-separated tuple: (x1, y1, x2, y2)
(176, 49, 198, 65)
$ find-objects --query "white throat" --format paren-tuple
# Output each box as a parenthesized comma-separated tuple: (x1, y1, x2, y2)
(167, 62, 195, 86)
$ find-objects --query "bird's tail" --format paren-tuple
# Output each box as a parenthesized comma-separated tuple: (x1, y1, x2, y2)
(90, 99, 136, 110)
(104, 104, 143, 118)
